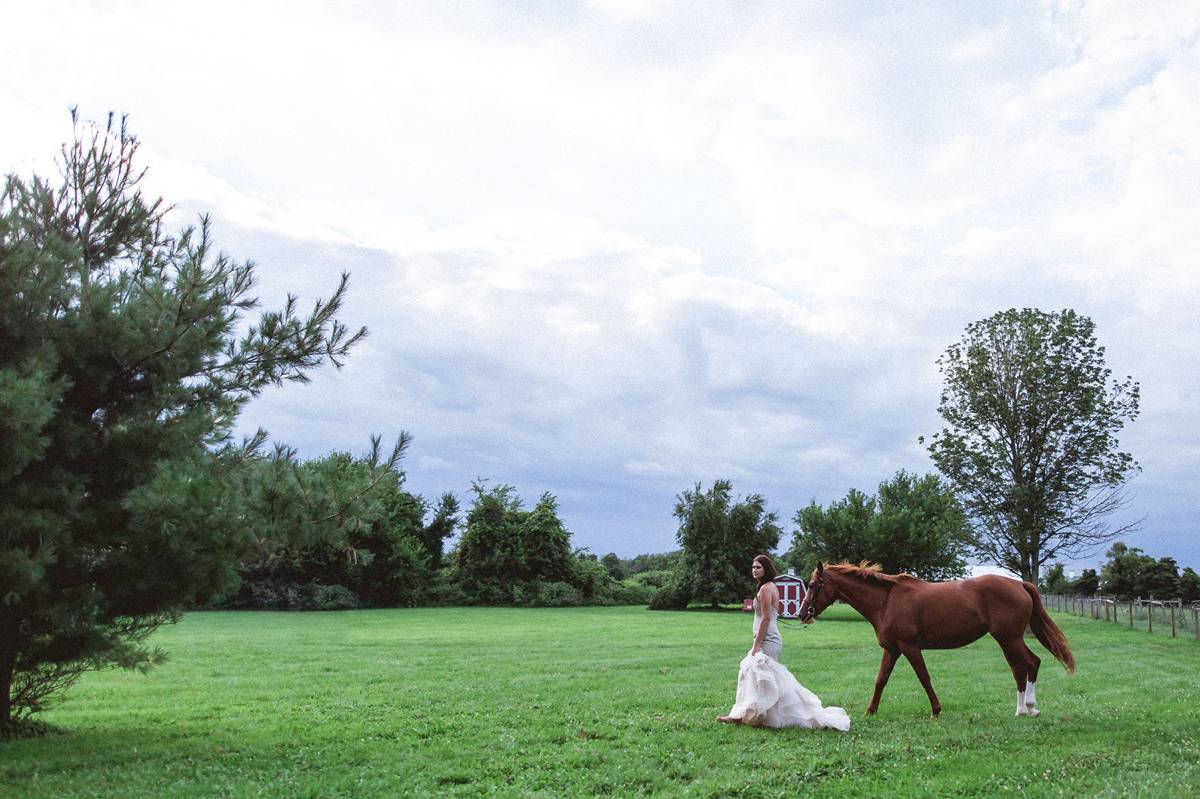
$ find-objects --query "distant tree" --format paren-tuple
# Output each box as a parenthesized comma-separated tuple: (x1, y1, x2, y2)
(1099, 542, 1152, 598)
(671, 480, 782, 608)
(0, 114, 367, 729)
(924, 308, 1141, 584)
(1097, 541, 1186, 599)
(1177, 568, 1200, 603)
(785, 471, 972, 581)
(222, 441, 415, 610)
(627, 551, 681, 574)
(1143, 557, 1181, 599)
(453, 484, 575, 603)
(571, 552, 612, 601)
(355, 485, 430, 607)
(1041, 563, 1070, 594)
(418, 493, 460, 571)
(1071, 568, 1100, 595)
(600, 552, 626, 581)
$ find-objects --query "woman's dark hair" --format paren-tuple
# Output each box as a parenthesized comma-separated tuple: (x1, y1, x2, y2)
(754, 554, 778, 586)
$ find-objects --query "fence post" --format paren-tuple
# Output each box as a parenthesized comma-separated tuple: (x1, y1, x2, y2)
(1148, 602, 1153, 633)
(1194, 607, 1198, 641)
(1129, 601, 1133, 628)
(1170, 605, 1176, 638)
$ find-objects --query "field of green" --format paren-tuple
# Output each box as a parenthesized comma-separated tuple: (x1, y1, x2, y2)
(3, 604, 1198, 798)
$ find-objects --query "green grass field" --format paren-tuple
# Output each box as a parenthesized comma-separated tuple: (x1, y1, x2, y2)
(3, 604, 1198, 798)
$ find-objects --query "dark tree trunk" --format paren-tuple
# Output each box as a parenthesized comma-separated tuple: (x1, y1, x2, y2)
(0, 645, 15, 726)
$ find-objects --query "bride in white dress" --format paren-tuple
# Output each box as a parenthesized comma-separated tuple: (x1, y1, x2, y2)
(717, 555, 850, 731)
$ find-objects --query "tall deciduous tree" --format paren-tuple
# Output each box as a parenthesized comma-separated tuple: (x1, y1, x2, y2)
(785, 471, 972, 581)
(923, 308, 1140, 583)
(0, 114, 366, 728)
(672, 480, 781, 608)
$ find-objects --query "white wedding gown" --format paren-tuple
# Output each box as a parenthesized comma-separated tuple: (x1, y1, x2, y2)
(725, 598, 851, 731)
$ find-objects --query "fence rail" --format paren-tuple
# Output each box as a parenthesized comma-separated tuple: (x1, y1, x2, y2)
(1042, 594, 1200, 640)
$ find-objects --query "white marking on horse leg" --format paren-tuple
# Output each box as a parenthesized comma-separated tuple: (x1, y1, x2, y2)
(1024, 681, 1039, 717)
(1015, 689, 1029, 716)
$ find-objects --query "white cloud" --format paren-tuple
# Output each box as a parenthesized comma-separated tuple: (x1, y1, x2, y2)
(3, 2, 1199, 567)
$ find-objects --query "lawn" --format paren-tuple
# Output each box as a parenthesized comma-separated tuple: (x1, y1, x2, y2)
(3, 604, 1198, 797)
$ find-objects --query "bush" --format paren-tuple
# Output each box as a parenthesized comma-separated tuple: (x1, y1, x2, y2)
(609, 579, 656, 606)
(248, 581, 288, 610)
(425, 575, 467, 607)
(572, 555, 614, 599)
(648, 581, 690, 611)
(630, 569, 672, 589)
(533, 581, 585, 607)
(308, 583, 360, 611)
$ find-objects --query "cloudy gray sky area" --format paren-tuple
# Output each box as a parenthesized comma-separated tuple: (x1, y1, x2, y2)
(4, 1, 1197, 571)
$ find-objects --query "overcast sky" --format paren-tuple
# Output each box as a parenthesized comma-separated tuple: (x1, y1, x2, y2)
(4, 1, 1198, 571)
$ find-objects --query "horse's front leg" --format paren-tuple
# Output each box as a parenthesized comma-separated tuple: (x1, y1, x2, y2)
(900, 645, 942, 717)
(866, 647, 899, 715)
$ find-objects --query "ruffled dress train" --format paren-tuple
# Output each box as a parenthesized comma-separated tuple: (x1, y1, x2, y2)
(725, 598, 850, 731)
(727, 651, 850, 730)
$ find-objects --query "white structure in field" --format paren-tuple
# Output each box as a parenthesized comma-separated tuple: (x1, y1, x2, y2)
(774, 572, 807, 618)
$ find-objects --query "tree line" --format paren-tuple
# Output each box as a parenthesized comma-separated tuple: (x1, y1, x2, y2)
(1042, 542, 1200, 602)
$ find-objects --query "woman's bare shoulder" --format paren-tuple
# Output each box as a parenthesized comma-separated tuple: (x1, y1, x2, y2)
(757, 582, 779, 599)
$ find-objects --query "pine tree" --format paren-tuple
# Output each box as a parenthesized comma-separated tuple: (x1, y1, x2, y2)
(0, 113, 367, 728)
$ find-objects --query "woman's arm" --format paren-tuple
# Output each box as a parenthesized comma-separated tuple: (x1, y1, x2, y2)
(751, 583, 778, 655)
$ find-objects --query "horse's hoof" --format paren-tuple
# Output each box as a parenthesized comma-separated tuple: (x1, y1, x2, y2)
(1027, 707, 1040, 718)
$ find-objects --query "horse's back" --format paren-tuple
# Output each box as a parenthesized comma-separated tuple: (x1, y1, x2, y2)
(892, 575, 1031, 647)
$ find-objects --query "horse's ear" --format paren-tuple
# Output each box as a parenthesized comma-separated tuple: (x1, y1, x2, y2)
(817, 561, 825, 574)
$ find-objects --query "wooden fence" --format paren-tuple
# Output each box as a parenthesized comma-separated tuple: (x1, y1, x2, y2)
(1043, 594, 1200, 640)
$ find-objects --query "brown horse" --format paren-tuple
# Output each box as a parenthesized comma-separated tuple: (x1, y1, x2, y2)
(796, 562, 1075, 717)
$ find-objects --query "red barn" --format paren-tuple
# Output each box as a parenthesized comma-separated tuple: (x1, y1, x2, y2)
(775, 572, 807, 619)
(741, 572, 808, 617)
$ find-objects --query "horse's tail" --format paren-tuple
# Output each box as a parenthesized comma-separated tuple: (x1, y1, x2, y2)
(1023, 581, 1075, 674)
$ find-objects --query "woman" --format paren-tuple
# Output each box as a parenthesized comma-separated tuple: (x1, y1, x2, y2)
(717, 555, 850, 730)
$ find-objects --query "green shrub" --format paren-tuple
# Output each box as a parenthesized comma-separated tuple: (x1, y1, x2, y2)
(572, 555, 613, 599)
(534, 581, 584, 607)
(425, 575, 467, 606)
(648, 581, 690, 610)
(247, 581, 288, 610)
(630, 569, 672, 589)
(308, 583, 360, 611)
(609, 579, 656, 606)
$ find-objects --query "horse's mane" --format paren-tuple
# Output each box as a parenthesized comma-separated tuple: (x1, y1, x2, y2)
(826, 561, 917, 585)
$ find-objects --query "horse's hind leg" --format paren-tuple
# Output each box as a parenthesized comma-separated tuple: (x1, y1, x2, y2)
(866, 646, 900, 716)
(998, 637, 1036, 716)
(1021, 641, 1042, 716)
(899, 644, 941, 717)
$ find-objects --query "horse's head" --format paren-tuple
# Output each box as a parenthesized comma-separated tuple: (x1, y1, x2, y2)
(798, 561, 836, 623)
